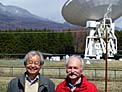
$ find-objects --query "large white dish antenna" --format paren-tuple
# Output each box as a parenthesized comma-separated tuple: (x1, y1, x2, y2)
(62, 0, 122, 26)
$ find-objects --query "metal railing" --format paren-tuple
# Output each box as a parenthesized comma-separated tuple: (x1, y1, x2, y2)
(0, 66, 122, 81)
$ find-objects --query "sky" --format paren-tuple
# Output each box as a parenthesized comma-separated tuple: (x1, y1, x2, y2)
(0, 0, 121, 28)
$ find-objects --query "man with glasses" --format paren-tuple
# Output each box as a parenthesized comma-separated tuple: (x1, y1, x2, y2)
(7, 51, 55, 92)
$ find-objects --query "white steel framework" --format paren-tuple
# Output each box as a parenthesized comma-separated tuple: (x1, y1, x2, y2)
(84, 13, 117, 59)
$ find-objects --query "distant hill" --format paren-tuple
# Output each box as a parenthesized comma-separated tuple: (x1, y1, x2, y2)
(115, 26, 122, 31)
(0, 3, 79, 30)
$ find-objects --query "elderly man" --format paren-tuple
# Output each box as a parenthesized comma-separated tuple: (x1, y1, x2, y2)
(7, 51, 55, 92)
(55, 55, 98, 92)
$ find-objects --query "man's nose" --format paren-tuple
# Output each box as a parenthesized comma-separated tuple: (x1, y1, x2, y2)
(71, 68, 75, 72)
(31, 63, 35, 67)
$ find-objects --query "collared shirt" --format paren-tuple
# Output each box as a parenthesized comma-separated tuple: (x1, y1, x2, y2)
(25, 74, 39, 85)
(68, 77, 81, 91)
(25, 74, 39, 92)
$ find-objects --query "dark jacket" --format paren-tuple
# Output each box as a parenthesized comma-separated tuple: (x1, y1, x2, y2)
(7, 73, 55, 92)
(55, 75, 98, 92)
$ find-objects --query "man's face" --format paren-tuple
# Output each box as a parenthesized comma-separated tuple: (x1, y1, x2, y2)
(66, 57, 83, 81)
(25, 55, 41, 76)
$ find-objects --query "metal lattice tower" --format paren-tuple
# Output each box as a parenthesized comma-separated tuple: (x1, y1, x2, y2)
(84, 4, 117, 59)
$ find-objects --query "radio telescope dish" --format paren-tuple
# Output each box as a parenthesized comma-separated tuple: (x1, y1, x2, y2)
(62, 0, 122, 26)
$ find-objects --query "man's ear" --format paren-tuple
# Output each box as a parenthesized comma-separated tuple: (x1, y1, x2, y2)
(81, 69, 84, 74)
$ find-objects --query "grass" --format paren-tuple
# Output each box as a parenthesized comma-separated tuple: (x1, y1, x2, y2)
(0, 59, 23, 67)
(0, 59, 122, 69)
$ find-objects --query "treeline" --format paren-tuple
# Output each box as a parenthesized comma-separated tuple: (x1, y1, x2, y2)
(0, 29, 74, 54)
(0, 29, 122, 56)
(115, 30, 122, 54)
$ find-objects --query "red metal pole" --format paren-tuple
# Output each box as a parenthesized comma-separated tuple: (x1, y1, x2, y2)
(105, 26, 108, 92)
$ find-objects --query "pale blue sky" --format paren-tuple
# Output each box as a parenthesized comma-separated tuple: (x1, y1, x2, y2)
(0, 0, 121, 28)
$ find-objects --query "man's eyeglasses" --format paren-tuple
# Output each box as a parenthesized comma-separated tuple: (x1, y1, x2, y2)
(26, 60, 40, 66)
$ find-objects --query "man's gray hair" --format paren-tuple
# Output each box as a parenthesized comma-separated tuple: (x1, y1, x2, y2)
(24, 51, 44, 66)
(65, 55, 84, 69)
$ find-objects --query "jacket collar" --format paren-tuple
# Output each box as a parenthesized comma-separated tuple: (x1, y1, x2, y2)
(18, 72, 49, 90)
(38, 74, 48, 87)
(19, 74, 25, 87)
(61, 75, 88, 89)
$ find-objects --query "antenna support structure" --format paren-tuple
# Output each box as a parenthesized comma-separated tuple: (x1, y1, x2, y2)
(84, 4, 117, 59)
